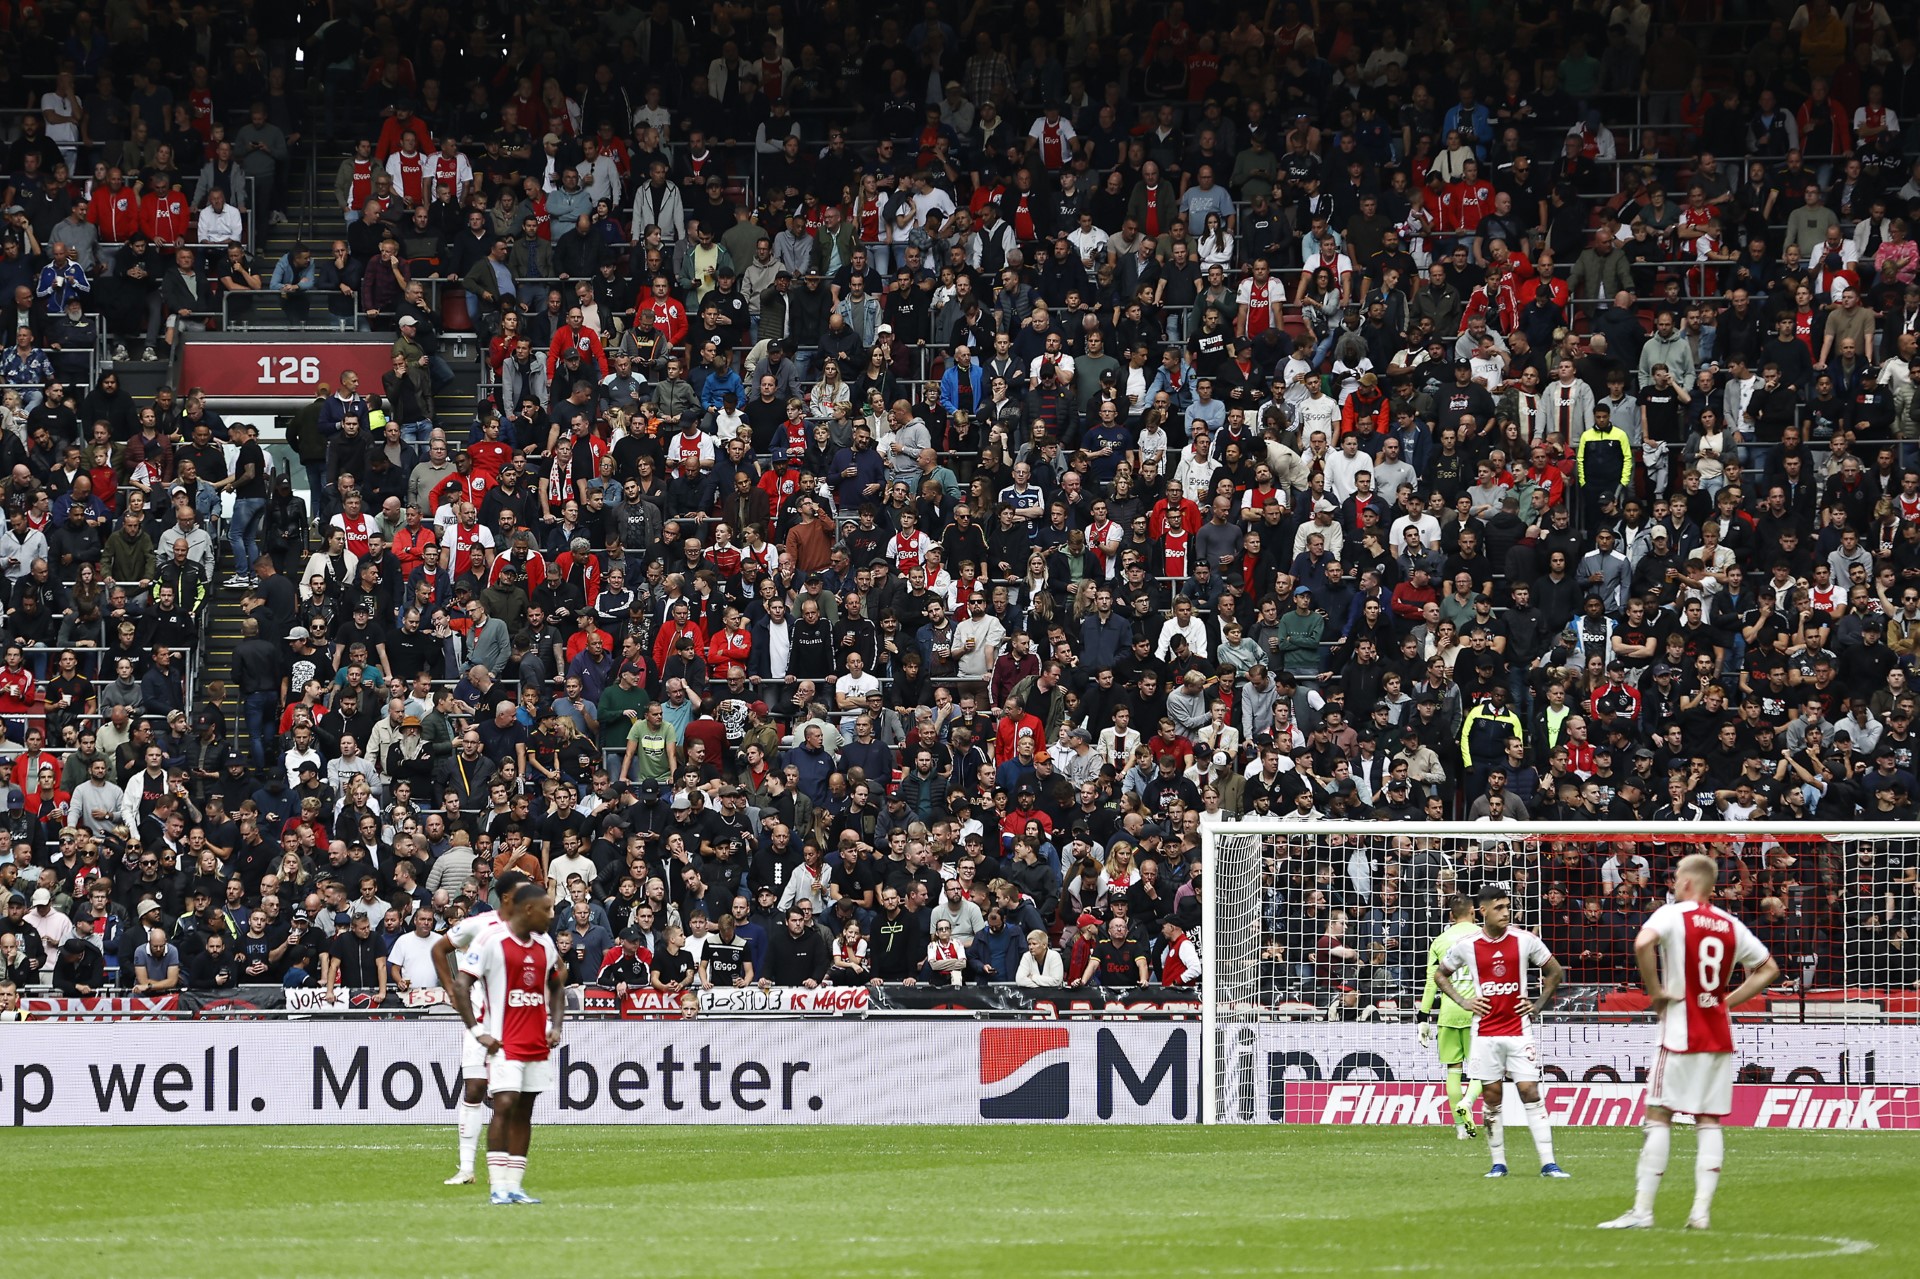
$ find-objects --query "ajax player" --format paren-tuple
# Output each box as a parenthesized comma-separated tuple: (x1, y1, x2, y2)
(456, 882, 565, 1205)
(1418, 894, 1484, 1139)
(430, 869, 531, 1185)
(1599, 853, 1778, 1231)
(1433, 883, 1570, 1179)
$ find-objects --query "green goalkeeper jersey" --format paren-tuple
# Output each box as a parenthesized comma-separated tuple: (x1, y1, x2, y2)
(1420, 921, 1481, 1029)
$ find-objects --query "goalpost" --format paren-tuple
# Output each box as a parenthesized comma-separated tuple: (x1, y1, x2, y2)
(1198, 819, 1920, 1126)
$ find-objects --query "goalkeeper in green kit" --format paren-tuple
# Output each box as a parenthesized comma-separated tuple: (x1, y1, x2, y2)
(1418, 894, 1484, 1139)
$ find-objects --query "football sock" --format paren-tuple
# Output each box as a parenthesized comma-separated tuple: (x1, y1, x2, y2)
(457, 1101, 485, 1173)
(506, 1155, 527, 1193)
(1693, 1125, 1723, 1219)
(1634, 1122, 1672, 1215)
(1464, 1079, 1484, 1109)
(485, 1151, 508, 1193)
(1445, 1065, 1464, 1114)
(1487, 1117, 1506, 1168)
(1524, 1099, 1557, 1166)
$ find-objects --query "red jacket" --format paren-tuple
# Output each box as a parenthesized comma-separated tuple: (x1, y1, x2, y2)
(89, 185, 142, 240)
(1340, 389, 1390, 437)
(546, 324, 609, 381)
(646, 296, 688, 346)
(653, 619, 709, 676)
(553, 550, 601, 605)
(391, 524, 438, 579)
(376, 115, 434, 160)
(1794, 96, 1851, 157)
(487, 548, 548, 594)
(141, 190, 190, 244)
(705, 626, 752, 670)
(993, 712, 1045, 764)
(430, 468, 492, 513)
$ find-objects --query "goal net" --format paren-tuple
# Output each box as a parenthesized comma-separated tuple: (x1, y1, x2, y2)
(1199, 820, 1920, 1125)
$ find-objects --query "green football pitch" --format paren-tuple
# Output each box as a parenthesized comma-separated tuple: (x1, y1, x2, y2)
(11, 1126, 1917, 1277)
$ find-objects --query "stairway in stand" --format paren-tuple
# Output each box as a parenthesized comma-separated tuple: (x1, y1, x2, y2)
(188, 143, 487, 739)
(199, 580, 252, 740)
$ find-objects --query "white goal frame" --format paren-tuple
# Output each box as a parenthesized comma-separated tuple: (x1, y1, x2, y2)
(1197, 818, 1917, 1125)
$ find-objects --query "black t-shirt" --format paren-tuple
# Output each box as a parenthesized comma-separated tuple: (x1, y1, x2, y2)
(235, 441, 268, 500)
(653, 946, 695, 987)
(704, 935, 750, 985)
(1092, 936, 1147, 986)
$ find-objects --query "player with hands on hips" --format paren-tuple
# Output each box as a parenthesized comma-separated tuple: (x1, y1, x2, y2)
(428, 869, 531, 1186)
(1599, 853, 1779, 1232)
(1433, 882, 1570, 1180)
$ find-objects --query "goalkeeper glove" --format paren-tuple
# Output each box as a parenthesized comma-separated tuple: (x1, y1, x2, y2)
(1415, 1011, 1433, 1047)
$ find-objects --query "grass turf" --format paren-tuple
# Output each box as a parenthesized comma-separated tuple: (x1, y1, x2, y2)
(8, 1125, 1915, 1277)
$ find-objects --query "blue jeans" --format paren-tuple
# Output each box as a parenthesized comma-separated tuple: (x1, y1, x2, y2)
(244, 690, 279, 767)
(230, 496, 266, 577)
(401, 419, 434, 446)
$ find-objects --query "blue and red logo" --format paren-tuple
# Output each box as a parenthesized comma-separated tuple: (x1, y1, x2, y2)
(978, 1027, 1071, 1119)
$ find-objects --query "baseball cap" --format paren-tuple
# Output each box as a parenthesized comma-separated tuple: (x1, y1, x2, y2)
(286, 626, 310, 642)
(671, 793, 692, 812)
(619, 926, 644, 941)
(398, 314, 418, 327)
(1212, 750, 1230, 768)
(749, 700, 769, 717)
(31, 887, 50, 906)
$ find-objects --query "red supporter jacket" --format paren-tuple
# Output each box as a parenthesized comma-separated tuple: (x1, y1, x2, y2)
(488, 549, 548, 594)
(705, 626, 752, 670)
(141, 191, 190, 244)
(652, 619, 708, 675)
(89, 185, 142, 240)
(546, 324, 609, 381)
(391, 524, 437, 578)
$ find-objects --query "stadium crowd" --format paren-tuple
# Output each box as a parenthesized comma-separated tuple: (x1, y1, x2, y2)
(0, 0, 1918, 1009)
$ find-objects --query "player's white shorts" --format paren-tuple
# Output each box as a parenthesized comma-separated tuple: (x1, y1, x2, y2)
(487, 1056, 553, 1095)
(1467, 1034, 1540, 1083)
(460, 1029, 489, 1081)
(1649, 1048, 1734, 1118)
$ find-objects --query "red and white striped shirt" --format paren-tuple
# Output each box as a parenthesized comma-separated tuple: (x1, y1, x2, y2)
(331, 511, 375, 560)
(343, 158, 377, 211)
(466, 929, 558, 1061)
(1643, 900, 1768, 1054)
(1441, 927, 1553, 1038)
(386, 150, 427, 205)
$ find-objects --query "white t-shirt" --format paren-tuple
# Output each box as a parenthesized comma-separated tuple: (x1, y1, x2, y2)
(385, 931, 444, 988)
(835, 671, 881, 705)
(1294, 393, 1338, 443)
(40, 92, 79, 144)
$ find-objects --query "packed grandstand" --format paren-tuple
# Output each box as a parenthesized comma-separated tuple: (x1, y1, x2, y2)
(0, 0, 1915, 1016)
